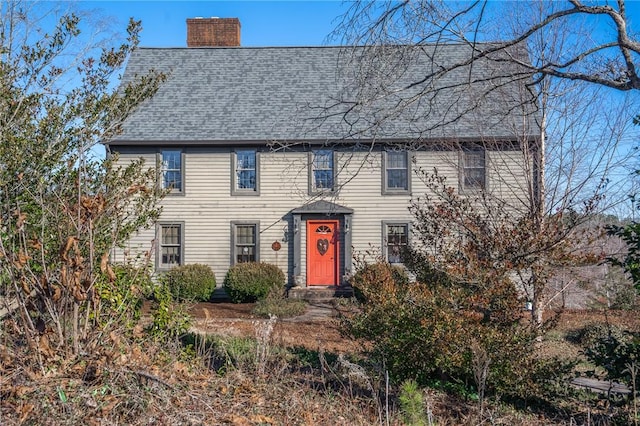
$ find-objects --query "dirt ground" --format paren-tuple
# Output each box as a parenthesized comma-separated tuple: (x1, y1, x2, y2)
(536, 308, 640, 360)
(549, 308, 640, 332)
(187, 301, 363, 353)
(187, 302, 640, 357)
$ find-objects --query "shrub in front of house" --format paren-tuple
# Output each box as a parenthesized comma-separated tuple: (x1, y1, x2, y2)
(343, 259, 547, 399)
(350, 262, 410, 303)
(164, 263, 217, 302)
(224, 262, 285, 303)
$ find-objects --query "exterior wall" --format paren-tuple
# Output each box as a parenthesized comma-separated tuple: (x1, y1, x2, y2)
(111, 145, 533, 286)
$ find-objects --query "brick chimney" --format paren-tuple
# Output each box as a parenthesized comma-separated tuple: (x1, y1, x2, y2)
(186, 17, 241, 47)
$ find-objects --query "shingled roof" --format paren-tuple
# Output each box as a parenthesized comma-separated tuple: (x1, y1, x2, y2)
(109, 45, 540, 145)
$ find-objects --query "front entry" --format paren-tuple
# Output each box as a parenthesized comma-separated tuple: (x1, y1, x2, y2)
(306, 220, 339, 286)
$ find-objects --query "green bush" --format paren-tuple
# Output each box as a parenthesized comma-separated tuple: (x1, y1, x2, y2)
(566, 322, 625, 348)
(148, 282, 191, 339)
(343, 260, 537, 399)
(163, 263, 216, 302)
(223, 262, 285, 303)
(96, 264, 153, 328)
(399, 379, 429, 426)
(98, 264, 152, 304)
(584, 330, 640, 386)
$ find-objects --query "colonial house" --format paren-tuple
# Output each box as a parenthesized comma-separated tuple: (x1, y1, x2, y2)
(106, 18, 540, 291)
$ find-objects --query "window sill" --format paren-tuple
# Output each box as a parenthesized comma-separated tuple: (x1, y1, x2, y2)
(231, 190, 261, 196)
(382, 190, 411, 196)
(309, 188, 335, 196)
(156, 265, 181, 272)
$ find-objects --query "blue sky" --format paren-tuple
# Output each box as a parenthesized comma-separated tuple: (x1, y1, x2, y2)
(76, 1, 350, 47)
(74, 0, 640, 49)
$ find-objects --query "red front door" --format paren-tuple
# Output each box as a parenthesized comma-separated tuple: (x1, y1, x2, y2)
(306, 220, 339, 286)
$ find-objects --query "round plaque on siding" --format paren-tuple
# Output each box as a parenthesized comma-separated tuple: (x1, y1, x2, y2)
(271, 241, 282, 252)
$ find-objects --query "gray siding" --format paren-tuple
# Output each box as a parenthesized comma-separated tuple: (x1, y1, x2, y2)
(112, 146, 532, 285)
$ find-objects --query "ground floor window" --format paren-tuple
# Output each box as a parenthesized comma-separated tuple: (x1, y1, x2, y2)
(158, 222, 183, 269)
(383, 222, 409, 264)
(232, 222, 259, 264)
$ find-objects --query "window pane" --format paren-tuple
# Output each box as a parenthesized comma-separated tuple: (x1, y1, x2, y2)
(237, 170, 256, 189)
(163, 151, 181, 170)
(236, 246, 255, 263)
(162, 150, 182, 191)
(313, 150, 334, 190)
(163, 171, 182, 191)
(162, 246, 181, 265)
(465, 169, 485, 188)
(162, 225, 180, 245)
(465, 151, 485, 168)
(463, 150, 485, 190)
(236, 150, 257, 191)
(314, 150, 332, 169)
(387, 224, 408, 264)
(235, 224, 257, 263)
(387, 170, 407, 189)
(160, 224, 182, 267)
(388, 225, 407, 243)
(314, 170, 333, 189)
(386, 152, 408, 190)
(237, 151, 256, 169)
(236, 225, 255, 245)
(387, 152, 407, 169)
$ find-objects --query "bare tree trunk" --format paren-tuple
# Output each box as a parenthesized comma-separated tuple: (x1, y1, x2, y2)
(531, 269, 545, 330)
(73, 301, 79, 356)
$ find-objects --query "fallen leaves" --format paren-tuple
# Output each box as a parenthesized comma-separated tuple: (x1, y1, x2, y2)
(228, 414, 275, 425)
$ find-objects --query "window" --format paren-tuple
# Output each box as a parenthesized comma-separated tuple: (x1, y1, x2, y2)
(232, 149, 259, 195)
(383, 151, 410, 193)
(158, 223, 183, 269)
(383, 222, 409, 264)
(231, 222, 260, 264)
(160, 149, 183, 193)
(461, 149, 486, 191)
(310, 149, 334, 192)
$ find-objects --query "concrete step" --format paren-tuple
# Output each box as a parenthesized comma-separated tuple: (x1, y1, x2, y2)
(287, 286, 353, 302)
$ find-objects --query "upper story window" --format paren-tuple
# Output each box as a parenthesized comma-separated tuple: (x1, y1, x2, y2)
(158, 222, 183, 269)
(310, 149, 335, 192)
(161, 149, 183, 193)
(232, 149, 259, 195)
(383, 151, 410, 194)
(383, 222, 409, 264)
(461, 149, 486, 191)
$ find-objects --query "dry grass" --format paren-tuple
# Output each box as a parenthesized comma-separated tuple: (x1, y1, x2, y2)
(2, 306, 639, 425)
(0, 334, 382, 425)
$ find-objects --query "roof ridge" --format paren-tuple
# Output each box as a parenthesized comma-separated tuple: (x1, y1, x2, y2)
(136, 42, 504, 50)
